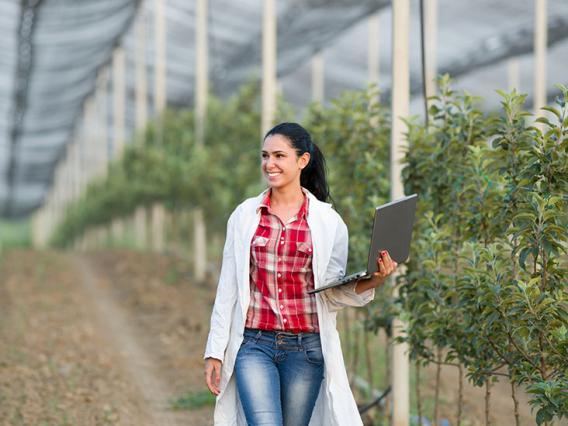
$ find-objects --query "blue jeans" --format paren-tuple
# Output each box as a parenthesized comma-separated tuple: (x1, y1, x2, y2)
(234, 328, 325, 426)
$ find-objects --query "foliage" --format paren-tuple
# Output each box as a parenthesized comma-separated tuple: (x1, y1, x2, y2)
(51, 82, 265, 246)
(401, 77, 568, 423)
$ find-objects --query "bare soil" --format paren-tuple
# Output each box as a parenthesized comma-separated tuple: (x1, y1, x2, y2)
(0, 249, 563, 426)
(0, 249, 213, 426)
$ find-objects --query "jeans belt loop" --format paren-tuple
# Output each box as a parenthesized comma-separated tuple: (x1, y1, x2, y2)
(298, 333, 302, 347)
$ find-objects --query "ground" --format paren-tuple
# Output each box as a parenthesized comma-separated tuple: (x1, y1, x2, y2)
(0, 249, 559, 425)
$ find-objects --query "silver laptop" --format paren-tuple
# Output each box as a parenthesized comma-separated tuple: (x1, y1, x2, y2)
(308, 193, 418, 294)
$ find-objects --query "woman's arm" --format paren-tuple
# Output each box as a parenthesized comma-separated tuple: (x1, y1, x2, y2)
(203, 211, 238, 361)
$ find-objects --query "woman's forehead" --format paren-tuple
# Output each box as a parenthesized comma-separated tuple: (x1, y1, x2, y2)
(262, 134, 293, 152)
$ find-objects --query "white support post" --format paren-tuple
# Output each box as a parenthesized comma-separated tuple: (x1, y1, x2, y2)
(150, 0, 167, 253)
(134, 206, 147, 250)
(424, 0, 438, 97)
(311, 52, 324, 103)
(368, 12, 380, 85)
(97, 70, 109, 178)
(534, 0, 547, 115)
(390, 0, 410, 425)
(154, 0, 166, 115)
(261, 0, 277, 137)
(113, 47, 126, 158)
(111, 47, 126, 245)
(193, 0, 208, 280)
(135, 5, 148, 141)
(508, 58, 520, 92)
(195, 0, 208, 145)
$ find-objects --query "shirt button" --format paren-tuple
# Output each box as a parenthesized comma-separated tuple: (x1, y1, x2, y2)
(283, 318, 287, 323)
(278, 288, 282, 293)
(283, 226, 286, 231)
(280, 305, 284, 309)
(277, 272, 282, 278)
(278, 258, 282, 262)
(280, 241, 284, 245)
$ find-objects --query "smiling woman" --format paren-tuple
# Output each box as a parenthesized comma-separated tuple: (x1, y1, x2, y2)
(203, 122, 397, 426)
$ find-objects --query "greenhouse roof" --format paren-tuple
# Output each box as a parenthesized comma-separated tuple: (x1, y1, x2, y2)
(1, 0, 568, 218)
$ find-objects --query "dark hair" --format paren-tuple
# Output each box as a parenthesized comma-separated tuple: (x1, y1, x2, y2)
(264, 122, 330, 202)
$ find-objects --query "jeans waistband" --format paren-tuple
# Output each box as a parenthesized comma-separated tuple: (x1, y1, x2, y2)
(244, 327, 320, 346)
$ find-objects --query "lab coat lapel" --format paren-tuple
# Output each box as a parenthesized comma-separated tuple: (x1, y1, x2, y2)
(306, 192, 334, 289)
(236, 194, 264, 317)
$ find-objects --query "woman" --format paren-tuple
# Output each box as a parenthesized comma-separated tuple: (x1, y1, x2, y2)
(204, 123, 397, 425)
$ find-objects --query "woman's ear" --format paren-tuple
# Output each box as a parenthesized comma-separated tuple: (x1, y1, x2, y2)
(299, 152, 310, 170)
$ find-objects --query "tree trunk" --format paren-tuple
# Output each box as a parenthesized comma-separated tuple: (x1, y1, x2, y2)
(485, 380, 492, 426)
(433, 347, 442, 425)
(457, 364, 463, 426)
(511, 380, 520, 426)
(384, 329, 391, 417)
(364, 311, 374, 395)
(416, 360, 423, 426)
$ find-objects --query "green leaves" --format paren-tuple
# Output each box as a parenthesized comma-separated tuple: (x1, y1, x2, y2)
(401, 80, 568, 423)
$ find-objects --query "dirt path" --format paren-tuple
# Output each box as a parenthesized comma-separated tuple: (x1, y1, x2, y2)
(0, 250, 213, 425)
(73, 254, 190, 426)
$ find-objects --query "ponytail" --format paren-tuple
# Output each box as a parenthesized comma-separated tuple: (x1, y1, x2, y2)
(299, 142, 329, 202)
(264, 122, 330, 202)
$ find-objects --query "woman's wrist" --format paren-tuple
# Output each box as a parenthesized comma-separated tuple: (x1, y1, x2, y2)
(354, 275, 385, 294)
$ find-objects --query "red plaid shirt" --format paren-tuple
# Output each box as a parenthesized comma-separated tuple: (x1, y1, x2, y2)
(245, 189, 319, 333)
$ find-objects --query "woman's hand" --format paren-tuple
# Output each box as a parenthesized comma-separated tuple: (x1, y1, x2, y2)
(204, 357, 222, 395)
(354, 250, 398, 294)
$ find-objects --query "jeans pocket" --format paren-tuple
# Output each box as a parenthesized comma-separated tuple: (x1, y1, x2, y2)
(304, 345, 324, 365)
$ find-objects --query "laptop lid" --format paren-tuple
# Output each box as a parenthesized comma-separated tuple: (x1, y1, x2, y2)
(365, 193, 418, 274)
(308, 194, 418, 295)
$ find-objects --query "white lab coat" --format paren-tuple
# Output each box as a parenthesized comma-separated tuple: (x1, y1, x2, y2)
(204, 189, 375, 425)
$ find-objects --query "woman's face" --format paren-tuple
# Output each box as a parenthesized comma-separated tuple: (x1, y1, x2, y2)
(261, 134, 310, 191)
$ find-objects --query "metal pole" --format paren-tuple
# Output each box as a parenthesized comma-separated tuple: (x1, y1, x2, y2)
(534, 0, 547, 115)
(311, 52, 324, 103)
(390, 0, 410, 425)
(261, 0, 277, 138)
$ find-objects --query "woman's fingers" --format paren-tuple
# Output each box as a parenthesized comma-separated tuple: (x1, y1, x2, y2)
(205, 358, 221, 395)
(214, 362, 221, 390)
(377, 251, 398, 277)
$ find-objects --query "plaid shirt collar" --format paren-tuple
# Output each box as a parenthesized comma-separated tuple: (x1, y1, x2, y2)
(257, 187, 310, 220)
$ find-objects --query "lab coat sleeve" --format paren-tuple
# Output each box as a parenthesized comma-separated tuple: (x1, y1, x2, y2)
(204, 211, 238, 361)
(321, 218, 375, 312)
